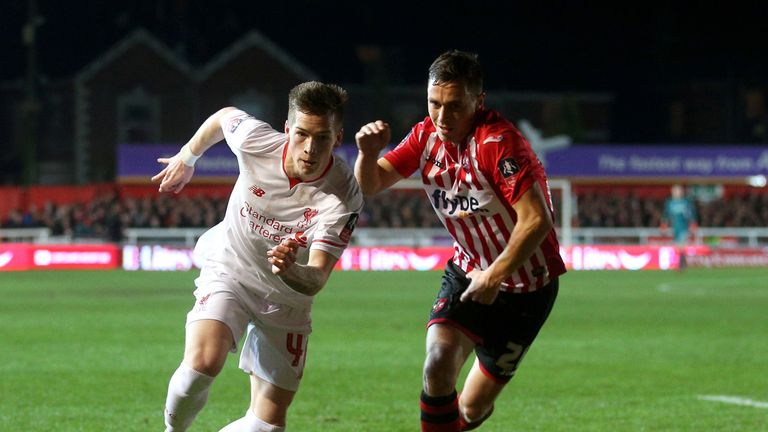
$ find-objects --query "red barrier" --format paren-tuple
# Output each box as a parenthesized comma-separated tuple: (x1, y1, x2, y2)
(334, 246, 687, 271)
(336, 247, 455, 271)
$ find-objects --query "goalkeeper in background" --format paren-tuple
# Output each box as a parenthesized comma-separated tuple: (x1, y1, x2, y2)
(661, 184, 698, 269)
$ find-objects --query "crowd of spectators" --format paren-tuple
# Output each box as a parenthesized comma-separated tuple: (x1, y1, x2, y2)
(575, 190, 768, 228)
(1, 192, 228, 242)
(1, 188, 767, 242)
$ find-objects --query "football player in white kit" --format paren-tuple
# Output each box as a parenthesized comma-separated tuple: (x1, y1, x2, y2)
(152, 82, 363, 432)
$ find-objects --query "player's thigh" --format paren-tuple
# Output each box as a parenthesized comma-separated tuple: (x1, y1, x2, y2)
(187, 268, 254, 345)
(183, 269, 253, 373)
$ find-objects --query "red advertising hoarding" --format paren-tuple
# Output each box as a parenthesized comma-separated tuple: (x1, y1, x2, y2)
(336, 247, 455, 271)
(5, 243, 764, 272)
(0, 244, 119, 271)
(560, 245, 681, 270)
(333, 245, 687, 271)
(109, 244, 768, 272)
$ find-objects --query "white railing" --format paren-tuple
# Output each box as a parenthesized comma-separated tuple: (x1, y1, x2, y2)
(693, 228, 768, 247)
(3, 226, 768, 248)
(572, 227, 768, 248)
(123, 228, 208, 246)
(0, 228, 51, 243)
(124, 227, 452, 248)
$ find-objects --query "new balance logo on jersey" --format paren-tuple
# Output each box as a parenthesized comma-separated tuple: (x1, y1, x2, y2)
(431, 190, 487, 216)
(249, 185, 266, 197)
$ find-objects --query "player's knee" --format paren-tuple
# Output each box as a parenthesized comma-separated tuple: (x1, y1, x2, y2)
(250, 387, 293, 426)
(423, 344, 460, 390)
(423, 345, 447, 375)
(184, 349, 227, 377)
(460, 400, 490, 423)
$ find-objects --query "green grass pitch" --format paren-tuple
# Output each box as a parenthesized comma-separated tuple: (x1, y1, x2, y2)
(1, 268, 767, 431)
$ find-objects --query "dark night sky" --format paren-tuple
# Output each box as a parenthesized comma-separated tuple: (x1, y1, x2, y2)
(2, 1, 766, 92)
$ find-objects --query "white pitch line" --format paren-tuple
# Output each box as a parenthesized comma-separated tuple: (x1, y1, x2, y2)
(697, 395, 768, 409)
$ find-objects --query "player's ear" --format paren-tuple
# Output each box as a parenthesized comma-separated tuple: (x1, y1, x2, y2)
(334, 128, 344, 148)
(476, 92, 486, 111)
(284, 120, 290, 134)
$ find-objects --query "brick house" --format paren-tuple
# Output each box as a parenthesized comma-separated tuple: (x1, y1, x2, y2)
(1, 28, 318, 184)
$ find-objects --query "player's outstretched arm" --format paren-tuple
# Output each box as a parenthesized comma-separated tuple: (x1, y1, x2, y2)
(151, 107, 236, 194)
(354, 121, 402, 195)
(267, 239, 338, 296)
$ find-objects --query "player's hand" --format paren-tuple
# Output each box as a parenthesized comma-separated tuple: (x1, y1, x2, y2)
(355, 120, 391, 156)
(461, 269, 502, 304)
(151, 152, 195, 194)
(267, 238, 299, 274)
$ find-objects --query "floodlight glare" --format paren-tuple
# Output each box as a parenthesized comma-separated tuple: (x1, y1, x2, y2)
(747, 175, 767, 187)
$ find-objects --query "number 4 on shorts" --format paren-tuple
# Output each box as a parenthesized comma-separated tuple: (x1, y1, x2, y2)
(286, 333, 305, 367)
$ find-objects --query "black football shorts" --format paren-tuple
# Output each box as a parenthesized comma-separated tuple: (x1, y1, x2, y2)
(428, 261, 559, 383)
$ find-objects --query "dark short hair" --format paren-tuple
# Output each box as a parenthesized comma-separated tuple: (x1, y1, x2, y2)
(428, 50, 484, 95)
(287, 81, 348, 128)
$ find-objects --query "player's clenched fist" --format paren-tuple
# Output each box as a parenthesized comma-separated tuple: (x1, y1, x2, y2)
(355, 120, 391, 155)
(267, 238, 299, 274)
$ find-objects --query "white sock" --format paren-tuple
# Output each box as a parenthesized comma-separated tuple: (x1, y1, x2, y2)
(218, 408, 286, 432)
(164, 362, 215, 432)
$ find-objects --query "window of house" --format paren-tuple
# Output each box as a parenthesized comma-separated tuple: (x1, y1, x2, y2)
(231, 89, 273, 124)
(117, 87, 160, 144)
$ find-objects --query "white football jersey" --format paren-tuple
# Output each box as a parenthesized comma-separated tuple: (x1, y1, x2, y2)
(194, 109, 363, 309)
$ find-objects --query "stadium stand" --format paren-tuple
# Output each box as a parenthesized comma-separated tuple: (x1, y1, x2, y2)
(2, 184, 767, 239)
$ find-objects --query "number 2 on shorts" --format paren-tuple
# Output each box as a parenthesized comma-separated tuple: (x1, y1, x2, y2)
(495, 341, 529, 372)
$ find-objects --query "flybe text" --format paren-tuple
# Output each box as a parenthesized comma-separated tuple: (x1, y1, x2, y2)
(431, 190, 487, 215)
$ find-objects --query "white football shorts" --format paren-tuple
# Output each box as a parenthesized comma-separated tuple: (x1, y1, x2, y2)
(186, 265, 312, 391)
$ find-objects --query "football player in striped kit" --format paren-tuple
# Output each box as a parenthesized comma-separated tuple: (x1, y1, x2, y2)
(153, 82, 363, 432)
(355, 50, 566, 431)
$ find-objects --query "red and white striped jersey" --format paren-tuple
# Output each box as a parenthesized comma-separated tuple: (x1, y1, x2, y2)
(383, 109, 566, 292)
(194, 109, 363, 309)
